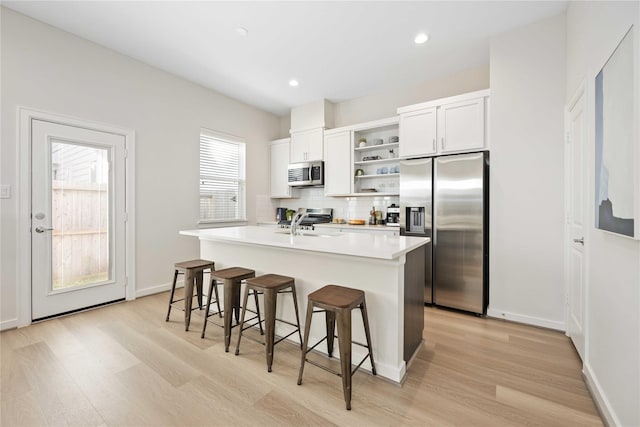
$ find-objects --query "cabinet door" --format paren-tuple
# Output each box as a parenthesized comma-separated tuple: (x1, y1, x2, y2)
(399, 107, 437, 158)
(270, 139, 292, 198)
(290, 128, 324, 162)
(438, 97, 485, 153)
(289, 132, 308, 163)
(306, 128, 324, 161)
(324, 131, 352, 196)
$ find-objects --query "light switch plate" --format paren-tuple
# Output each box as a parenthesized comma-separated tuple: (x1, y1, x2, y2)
(0, 185, 11, 199)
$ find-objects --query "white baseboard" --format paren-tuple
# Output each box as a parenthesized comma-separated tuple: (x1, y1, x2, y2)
(487, 308, 565, 331)
(135, 280, 183, 298)
(583, 362, 619, 427)
(0, 318, 18, 331)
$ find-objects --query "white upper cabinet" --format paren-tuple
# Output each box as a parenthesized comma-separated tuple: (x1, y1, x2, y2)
(270, 138, 293, 198)
(323, 130, 352, 196)
(399, 107, 437, 158)
(398, 89, 490, 158)
(290, 128, 324, 162)
(438, 97, 485, 153)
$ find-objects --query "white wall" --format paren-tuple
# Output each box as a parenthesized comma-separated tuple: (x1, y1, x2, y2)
(566, 2, 640, 426)
(0, 8, 280, 328)
(488, 14, 567, 329)
(333, 65, 489, 128)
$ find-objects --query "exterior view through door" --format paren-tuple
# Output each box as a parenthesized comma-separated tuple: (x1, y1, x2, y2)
(31, 119, 127, 320)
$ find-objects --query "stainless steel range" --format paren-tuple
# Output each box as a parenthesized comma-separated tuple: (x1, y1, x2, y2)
(277, 208, 333, 231)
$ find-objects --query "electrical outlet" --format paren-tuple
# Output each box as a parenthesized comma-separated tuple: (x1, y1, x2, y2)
(0, 185, 10, 199)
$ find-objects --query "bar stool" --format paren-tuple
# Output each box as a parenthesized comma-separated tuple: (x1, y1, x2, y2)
(234, 274, 303, 372)
(297, 284, 376, 410)
(165, 259, 216, 331)
(201, 267, 256, 352)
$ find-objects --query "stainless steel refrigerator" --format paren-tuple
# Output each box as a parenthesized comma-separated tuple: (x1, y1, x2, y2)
(400, 152, 489, 315)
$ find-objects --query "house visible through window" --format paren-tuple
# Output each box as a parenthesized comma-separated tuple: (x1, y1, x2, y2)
(199, 129, 246, 222)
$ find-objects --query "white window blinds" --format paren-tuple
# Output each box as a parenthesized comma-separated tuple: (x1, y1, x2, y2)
(199, 130, 246, 222)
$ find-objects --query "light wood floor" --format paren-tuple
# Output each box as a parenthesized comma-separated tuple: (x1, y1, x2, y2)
(1, 291, 602, 426)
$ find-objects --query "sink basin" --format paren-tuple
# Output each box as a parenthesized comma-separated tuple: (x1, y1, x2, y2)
(274, 230, 340, 238)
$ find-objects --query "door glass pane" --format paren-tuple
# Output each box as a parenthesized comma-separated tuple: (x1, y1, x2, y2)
(51, 142, 110, 290)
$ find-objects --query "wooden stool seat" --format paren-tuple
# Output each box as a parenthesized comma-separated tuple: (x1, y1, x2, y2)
(202, 267, 256, 352)
(211, 267, 255, 281)
(166, 259, 216, 331)
(308, 285, 364, 309)
(235, 274, 302, 372)
(298, 284, 376, 410)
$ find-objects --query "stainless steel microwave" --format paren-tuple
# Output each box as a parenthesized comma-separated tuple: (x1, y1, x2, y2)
(287, 161, 324, 187)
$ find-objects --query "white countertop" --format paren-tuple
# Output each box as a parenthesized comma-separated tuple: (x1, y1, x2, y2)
(180, 226, 428, 260)
(314, 223, 400, 232)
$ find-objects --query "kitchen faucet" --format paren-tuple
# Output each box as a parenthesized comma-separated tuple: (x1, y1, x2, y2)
(291, 212, 308, 236)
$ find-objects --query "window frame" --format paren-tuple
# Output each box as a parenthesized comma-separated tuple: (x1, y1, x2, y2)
(198, 128, 247, 226)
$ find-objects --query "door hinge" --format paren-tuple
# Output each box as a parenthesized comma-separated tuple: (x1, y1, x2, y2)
(124, 277, 128, 287)
(123, 149, 128, 158)
(123, 212, 128, 222)
(565, 131, 572, 144)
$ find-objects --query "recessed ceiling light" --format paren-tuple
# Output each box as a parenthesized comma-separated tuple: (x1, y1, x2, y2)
(236, 27, 248, 37)
(414, 33, 429, 44)
(289, 79, 299, 87)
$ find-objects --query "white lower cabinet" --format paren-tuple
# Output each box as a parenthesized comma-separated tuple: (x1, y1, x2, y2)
(323, 130, 352, 196)
(270, 138, 292, 198)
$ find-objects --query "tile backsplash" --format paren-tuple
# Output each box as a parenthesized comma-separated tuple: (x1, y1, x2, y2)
(256, 187, 399, 223)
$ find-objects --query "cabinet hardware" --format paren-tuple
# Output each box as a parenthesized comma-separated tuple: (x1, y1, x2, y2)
(432, 138, 435, 151)
(573, 237, 584, 245)
(441, 137, 444, 150)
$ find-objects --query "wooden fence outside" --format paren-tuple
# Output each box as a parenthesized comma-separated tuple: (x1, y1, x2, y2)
(51, 181, 109, 289)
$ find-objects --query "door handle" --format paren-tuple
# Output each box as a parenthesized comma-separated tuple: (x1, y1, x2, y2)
(573, 237, 584, 245)
(432, 138, 436, 151)
(441, 137, 444, 150)
(35, 226, 54, 233)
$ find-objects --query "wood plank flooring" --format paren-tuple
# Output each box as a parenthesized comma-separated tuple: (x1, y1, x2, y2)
(1, 291, 602, 426)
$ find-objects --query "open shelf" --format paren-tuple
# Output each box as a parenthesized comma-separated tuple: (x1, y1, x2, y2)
(354, 158, 398, 166)
(354, 142, 399, 152)
(355, 173, 399, 179)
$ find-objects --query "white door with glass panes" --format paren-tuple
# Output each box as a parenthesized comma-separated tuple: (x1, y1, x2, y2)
(31, 120, 127, 320)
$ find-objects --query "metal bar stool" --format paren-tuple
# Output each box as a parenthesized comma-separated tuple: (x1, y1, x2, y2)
(297, 284, 376, 410)
(166, 259, 216, 331)
(201, 267, 257, 352)
(234, 274, 303, 372)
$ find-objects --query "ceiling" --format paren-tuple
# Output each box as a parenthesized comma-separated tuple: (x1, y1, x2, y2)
(4, 1, 568, 116)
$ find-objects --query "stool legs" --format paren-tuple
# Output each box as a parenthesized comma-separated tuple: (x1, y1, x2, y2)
(326, 311, 336, 357)
(201, 276, 223, 339)
(184, 269, 194, 331)
(290, 284, 303, 348)
(236, 282, 300, 372)
(166, 269, 179, 322)
(222, 278, 244, 351)
(360, 300, 376, 376)
(337, 308, 353, 410)
(297, 302, 314, 385)
(263, 288, 277, 372)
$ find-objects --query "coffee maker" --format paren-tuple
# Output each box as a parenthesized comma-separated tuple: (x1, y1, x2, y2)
(386, 203, 400, 227)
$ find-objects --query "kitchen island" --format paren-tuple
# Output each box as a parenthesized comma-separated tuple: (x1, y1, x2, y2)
(180, 226, 429, 383)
